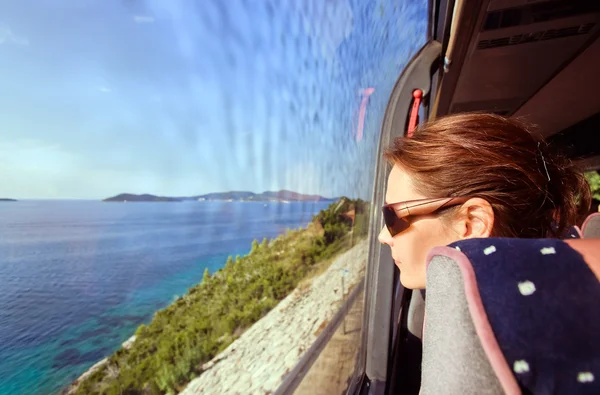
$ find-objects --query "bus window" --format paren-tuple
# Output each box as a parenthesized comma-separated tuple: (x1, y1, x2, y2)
(0, 1, 427, 394)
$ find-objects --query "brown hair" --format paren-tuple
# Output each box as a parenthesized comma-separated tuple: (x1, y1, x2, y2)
(384, 113, 591, 238)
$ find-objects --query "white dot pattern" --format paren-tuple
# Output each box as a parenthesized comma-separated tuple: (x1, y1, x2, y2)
(463, 239, 599, 393)
(514, 360, 530, 374)
(518, 281, 536, 296)
(483, 245, 496, 255)
(540, 247, 556, 255)
(577, 372, 594, 383)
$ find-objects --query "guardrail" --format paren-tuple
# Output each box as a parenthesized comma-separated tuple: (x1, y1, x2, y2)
(274, 276, 365, 395)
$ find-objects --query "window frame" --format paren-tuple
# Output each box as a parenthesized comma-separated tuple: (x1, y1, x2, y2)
(347, 39, 442, 395)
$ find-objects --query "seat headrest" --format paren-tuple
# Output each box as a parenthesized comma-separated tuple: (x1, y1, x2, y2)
(424, 238, 600, 395)
(564, 238, 600, 281)
(422, 253, 507, 395)
(582, 212, 600, 238)
(562, 225, 582, 239)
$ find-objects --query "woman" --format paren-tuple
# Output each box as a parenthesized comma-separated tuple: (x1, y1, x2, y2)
(378, 112, 591, 289)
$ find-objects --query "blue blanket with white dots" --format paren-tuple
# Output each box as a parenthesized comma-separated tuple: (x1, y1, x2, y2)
(449, 237, 600, 394)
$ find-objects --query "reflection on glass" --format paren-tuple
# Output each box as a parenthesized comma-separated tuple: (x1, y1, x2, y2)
(0, 0, 427, 394)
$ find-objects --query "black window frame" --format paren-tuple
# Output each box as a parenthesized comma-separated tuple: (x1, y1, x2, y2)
(346, 39, 442, 395)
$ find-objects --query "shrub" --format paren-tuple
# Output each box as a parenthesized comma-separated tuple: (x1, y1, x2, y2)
(72, 198, 369, 394)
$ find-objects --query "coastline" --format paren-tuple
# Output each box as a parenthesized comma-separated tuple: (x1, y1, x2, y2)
(63, 240, 367, 395)
(62, 336, 137, 395)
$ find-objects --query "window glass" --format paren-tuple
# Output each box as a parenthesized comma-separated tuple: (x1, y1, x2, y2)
(0, 1, 428, 393)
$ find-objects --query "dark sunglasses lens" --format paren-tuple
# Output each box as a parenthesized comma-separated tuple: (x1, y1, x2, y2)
(382, 207, 409, 236)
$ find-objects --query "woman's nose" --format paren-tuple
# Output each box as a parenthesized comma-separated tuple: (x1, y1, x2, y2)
(378, 226, 394, 246)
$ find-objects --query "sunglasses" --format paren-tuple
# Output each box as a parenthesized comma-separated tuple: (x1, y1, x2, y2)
(382, 197, 470, 237)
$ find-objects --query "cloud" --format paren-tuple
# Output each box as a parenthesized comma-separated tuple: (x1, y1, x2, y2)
(133, 15, 155, 23)
(0, 138, 61, 153)
(98, 86, 111, 93)
(0, 26, 29, 46)
(297, 0, 353, 60)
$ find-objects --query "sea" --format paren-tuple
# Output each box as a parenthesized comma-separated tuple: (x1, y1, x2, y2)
(0, 199, 331, 394)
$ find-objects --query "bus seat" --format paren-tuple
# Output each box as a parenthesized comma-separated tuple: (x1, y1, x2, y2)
(421, 238, 600, 395)
(563, 225, 582, 239)
(582, 212, 600, 238)
(407, 288, 425, 340)
(551, 221, 581, 239)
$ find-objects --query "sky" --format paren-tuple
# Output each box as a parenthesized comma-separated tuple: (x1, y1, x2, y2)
(0, 0, 427, 199)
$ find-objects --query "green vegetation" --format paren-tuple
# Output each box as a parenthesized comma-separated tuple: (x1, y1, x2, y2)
(585, 171, 600, 201)
(72, 198, 369, 395)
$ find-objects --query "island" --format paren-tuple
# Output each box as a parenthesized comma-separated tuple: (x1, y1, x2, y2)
(103, 194, 181, 202)
(0, 198, 17, 202)
(104, 190, 337, 203)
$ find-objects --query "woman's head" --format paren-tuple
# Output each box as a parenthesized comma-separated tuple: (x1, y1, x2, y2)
(378, 113, 591, 289)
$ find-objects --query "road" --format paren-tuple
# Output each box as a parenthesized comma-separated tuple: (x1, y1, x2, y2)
(292, 289, 365, 395)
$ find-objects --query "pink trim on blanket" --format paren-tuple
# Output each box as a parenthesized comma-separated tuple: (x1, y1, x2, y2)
(426, 246, 521, 395)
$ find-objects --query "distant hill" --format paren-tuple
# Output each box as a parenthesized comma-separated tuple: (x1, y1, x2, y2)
(258, 190, 332, 202)
(190, 191, 256, 201)
(104, 190, 336, 203)
(103, 194, 181, 202)
(193, 190, 336, 202)
(0, 198, 17, 202)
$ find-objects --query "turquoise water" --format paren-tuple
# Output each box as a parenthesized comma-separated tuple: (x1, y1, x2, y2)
(0, 200, 329, 394)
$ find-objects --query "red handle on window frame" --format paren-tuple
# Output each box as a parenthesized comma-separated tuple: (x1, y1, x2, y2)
(407, 89, 422, 138)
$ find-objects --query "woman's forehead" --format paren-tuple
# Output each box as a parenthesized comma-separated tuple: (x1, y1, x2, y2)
(386, 165, 423, 203)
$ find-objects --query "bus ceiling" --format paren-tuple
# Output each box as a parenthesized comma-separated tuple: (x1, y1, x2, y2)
(430, 0, 600, 140)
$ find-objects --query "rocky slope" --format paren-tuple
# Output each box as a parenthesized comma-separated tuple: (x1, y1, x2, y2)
(181, 240, 368, 395)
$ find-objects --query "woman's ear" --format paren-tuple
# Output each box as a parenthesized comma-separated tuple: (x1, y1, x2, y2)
(454, 198, 494, 239)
